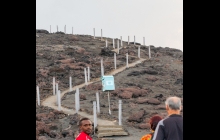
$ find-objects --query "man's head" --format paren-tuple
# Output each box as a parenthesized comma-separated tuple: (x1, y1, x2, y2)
(165, 96, 182, 114)
(78, 117, 93, 135)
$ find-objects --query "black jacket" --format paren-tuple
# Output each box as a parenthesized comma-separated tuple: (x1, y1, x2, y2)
(152, 114, 183, 140)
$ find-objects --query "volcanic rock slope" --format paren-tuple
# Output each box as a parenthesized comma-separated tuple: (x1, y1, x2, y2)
(36, 32, 183, 140)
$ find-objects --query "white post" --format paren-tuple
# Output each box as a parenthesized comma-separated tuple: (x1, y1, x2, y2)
(134, 36, 136, 45)
(56, 83, 59, 105)
(128, 36, 129, 45)
(93, 28, 95, 39)
(53, 77, 55, 95)
(126, 53, 128, 68)
(149, 45, 151, 59)
(88, 67, 90, 82)
(75, 90, 78, 113)
(93, 101, 97, 133)
(106, 39, 107, 48)
(119, 100, 122, 125)
(101, 58, 103, 77)
(102, 66, 104, 76)
(50, 25, 51, 33)
(117, 39, 119, 54)
(57, 90, 61, 111)
(108, 92, 111, 115)
(37, 86, 40, 106)
(77, 88, 80, 110)
(138, 46, 140, 58)
(120, 36, 123, 47)
(143, 37, 145, 46)
(113, 38, 115, 49)
(101, 29, 102, 41)
(114, 53, 116, 69)
(72, 27, 73, 34)
(84, 68, 88, 85)
(69, 76, 72, 92)
(96, 92, 100, 113)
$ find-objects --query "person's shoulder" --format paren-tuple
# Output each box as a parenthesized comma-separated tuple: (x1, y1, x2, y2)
(75, 132, 86, 139)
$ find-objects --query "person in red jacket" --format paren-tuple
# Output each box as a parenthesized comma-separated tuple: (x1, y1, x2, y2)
(75, 117, 93, 140)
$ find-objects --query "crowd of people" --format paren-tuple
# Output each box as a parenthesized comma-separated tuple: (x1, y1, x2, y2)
(75, 96, 183, 140)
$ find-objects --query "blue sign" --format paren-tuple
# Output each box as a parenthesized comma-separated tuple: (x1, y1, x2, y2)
(101, 75, 115, 91)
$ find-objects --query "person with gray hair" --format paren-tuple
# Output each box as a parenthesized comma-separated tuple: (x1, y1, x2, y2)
(152, 96, 183, 140)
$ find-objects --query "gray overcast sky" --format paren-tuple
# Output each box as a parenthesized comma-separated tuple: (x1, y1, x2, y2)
(36, 0, 183, 51)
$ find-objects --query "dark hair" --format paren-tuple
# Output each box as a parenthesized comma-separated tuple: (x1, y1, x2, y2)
(149, 115, 163, 131)
(79, 117, 90, 126)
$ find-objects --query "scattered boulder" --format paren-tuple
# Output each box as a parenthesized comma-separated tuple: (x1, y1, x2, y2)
(136, 98, 149, 104)
(119, 91, 133, 99)
(36, 29, 49, 34)
(127, 110, 145, 123)
(100, 48, 114, 56)
(147, 98, 161, 105)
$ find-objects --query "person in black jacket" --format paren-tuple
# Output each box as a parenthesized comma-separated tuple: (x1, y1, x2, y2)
(152, 96, 183, 140)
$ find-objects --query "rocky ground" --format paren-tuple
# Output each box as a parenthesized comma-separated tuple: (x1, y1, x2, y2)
(36, 30, 183, 140)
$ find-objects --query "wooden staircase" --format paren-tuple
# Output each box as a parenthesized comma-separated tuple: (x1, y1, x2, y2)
(95, 125, 129, 138)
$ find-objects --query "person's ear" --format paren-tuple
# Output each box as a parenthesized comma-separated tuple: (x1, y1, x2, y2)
(180, 105, 182, 111)
(165, 105, 169, 110)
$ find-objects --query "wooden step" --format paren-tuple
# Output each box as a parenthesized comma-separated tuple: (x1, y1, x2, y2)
(96, 125, 129, 138)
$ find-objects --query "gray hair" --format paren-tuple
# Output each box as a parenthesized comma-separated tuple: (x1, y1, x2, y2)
(165, 96, 182, 110)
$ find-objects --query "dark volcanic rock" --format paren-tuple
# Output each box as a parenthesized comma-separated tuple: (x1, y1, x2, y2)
(147, 98, 161, 105)
(100, 48, 115, 56)
(36, 29, 49, 34)
(36, 33, 183, 139)
(127, 110, 145, 123)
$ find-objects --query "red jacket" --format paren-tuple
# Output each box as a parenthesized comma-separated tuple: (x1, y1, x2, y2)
(75, 131, 92, 140)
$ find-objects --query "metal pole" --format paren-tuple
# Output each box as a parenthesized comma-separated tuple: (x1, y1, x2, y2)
(128, 36, 129, 45)
(126, 53, 128, 68)
(37, 86, 40, 106)
(69, 76, 72, 92)
(96, 92, 100, 113)
(138, 46, 140, 58)
(134, 36, 136, 45)
(75, 90, 78, 113)
(84, 68, 88, 85)
(88, 67, 90, 82)
(56, 83, 58, 105)
(76, 87, 80, 111)
(93, 101, 97, 133)
(53, 77, 55, 95)
(113, 38, 115, 49)
(117, 39, 119, 54)
(114, 53, 116, 69)
(121, 36, 122, 46)
(119, 100, 122, 125)
(101, 58, 103, 77)
(108, 92, 111, 115)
